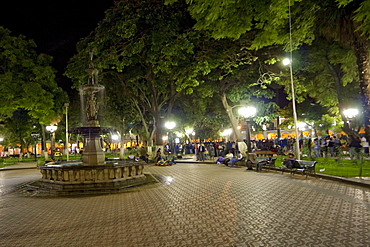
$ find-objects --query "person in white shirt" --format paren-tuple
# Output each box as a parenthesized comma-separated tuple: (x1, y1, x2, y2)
(361, 136, 369, 156)
(229, 151, 243, 167)
(223, 151, 234, 166)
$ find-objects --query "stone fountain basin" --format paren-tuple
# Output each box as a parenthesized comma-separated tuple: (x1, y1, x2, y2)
(37, 159, 148, 193)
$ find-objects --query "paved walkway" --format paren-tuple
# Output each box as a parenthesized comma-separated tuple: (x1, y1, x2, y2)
(0, 161, 369, 246)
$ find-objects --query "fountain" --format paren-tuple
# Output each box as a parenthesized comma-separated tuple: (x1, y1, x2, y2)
(36, 54, 151, 194)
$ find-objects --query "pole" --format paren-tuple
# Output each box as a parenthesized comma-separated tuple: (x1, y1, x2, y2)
(246, 120, 252, 153)
(51, 132, 55, 161)
(288, 0, 300, 159)
(169, 131, 173, 154)
(34, 139, 37, 162)
(65, 103, 69, 161)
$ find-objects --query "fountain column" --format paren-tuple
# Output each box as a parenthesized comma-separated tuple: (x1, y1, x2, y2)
(80, 64, 105, 166)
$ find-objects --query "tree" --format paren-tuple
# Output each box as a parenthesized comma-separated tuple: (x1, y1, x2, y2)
(66, 0, 240, 147)
(167, 0, 370, 140)
(315, 0, 370, 139)
(0, 27, 66, 123)
(0, 27, 68, 158)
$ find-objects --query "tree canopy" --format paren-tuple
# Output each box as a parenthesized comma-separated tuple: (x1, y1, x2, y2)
(0, 27, 67, 124)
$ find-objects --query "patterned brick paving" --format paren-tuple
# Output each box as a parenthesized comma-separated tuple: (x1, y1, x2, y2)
(0, 163, 369, 246)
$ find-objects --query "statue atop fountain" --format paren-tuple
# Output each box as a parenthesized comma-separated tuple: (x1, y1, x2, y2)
(82, 52, 104, 127)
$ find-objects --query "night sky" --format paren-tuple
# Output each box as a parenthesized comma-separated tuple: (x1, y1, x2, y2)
(1, 1, 115, 91)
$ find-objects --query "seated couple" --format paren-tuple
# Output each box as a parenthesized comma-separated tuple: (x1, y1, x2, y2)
(216, 151, 243, 167)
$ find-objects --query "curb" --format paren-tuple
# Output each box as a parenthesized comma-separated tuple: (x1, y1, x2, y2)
(0, 166, 37, 171)
(2, 160, 370, 189)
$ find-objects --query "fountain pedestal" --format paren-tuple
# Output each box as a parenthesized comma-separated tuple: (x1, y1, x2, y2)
(80, 127, 105, 166)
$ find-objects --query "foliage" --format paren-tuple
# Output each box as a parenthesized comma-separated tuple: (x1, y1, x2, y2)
(66, 0, 229, 144)
(0, 27, 67, 124)
(165, 0, 317, 50)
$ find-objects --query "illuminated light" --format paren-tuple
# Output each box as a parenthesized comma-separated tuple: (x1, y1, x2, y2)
(165, 121, 176, 130)
(282, 58, 291, 65)
(238, 106, 257, 118)
(343, 108, 359, 119)
(222, 129, 233, 136)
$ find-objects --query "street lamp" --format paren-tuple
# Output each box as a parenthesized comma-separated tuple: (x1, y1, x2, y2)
(283, 0, 301, 160)
(165, 121, 176, 154)
(343, 108, 359, 130)
(238, 106, 257, 153)
(222, 128, 233, 142)
(65, 103, 69, 161)
(46, 125, 57, 161)
(30, 133, 40, 162)
(297, 122, 307, 137)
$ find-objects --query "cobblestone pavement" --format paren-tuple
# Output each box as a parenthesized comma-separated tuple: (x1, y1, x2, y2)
(0, 163, 369, 247)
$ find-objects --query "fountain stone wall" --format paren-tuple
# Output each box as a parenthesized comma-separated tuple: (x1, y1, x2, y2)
(38, 161, 146, 192)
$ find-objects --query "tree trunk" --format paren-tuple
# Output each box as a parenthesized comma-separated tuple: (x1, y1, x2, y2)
(220, 93, 243, 141)
(119, 118, 125, 159)
(354, 40, 370, 141)
(41, 124, 47, 157)
(327, 63, 357, 136)
(154, 113, 163, 145)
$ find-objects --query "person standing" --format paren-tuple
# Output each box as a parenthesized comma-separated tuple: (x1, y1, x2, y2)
(361, 136, 369, 156)
(349, 135, 361, 159)
(140, 146, 148, 163)
(314, 138, 321, 157)
(198, 143, 206, 161)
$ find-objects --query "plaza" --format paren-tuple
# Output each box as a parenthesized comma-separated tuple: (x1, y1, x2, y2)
(0, 161, 369, 246)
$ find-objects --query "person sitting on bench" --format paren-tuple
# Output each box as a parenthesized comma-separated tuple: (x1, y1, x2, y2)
(216, 156, 225, 164)
(223, 151, 234, 166)
(282, 153, 296, 169)
(256, 156, 273, 172)
(246, 152, 258, 170)
(229, 151, 243, 167)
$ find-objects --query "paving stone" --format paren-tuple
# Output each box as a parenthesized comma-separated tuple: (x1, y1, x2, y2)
(0, 163, 369, 246)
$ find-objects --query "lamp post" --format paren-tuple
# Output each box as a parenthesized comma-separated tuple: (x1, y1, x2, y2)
(222, 128, 233, 143)
(297, 122, 307, 138)
(238, 106, 257, 153)
(46, 125, 57, 161)
(343, 108, 362, 176)
(283, 57, 301, 160)
(343, 108, 359, 130)
(165, 121, 176, 154)
(65, 103, 69, 161)
(30, 133, 40, 162)
(283, 0, 301, 160)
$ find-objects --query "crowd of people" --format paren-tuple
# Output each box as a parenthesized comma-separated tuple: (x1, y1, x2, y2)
(126, 133, 369, 165)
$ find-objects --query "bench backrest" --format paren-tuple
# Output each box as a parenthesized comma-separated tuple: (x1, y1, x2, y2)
(294, 160, 317, 168)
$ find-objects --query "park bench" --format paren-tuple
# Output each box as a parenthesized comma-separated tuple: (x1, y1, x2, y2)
(254, 150, 278, 157)
(245, 157, 276, 171)
(258, 158, 277, 171)
(281, 160, 317, 178)
(234, 157, 246, 167)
